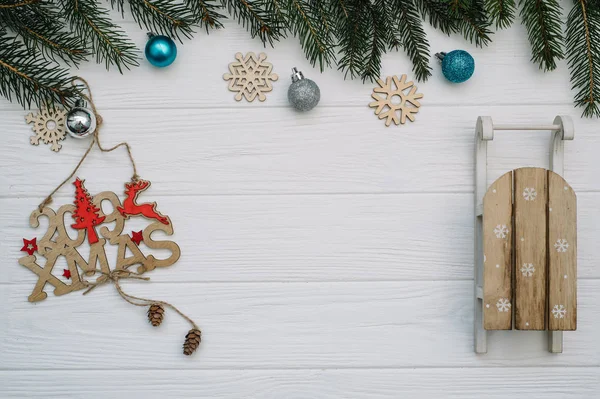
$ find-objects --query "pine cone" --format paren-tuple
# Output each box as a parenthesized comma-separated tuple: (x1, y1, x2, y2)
(183, 328, 201, 356)
(147, 303, 165, 327)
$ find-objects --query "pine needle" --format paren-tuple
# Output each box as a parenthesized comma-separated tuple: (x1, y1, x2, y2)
(61, 0, 139, 72)
(0, 33, 80, 109)
(287, 0, 336, 71)
(389, 0, 432, 82)
(486, 0, 516, 29)
(566, 0, 600, 117)
(519, 0, 565, 71)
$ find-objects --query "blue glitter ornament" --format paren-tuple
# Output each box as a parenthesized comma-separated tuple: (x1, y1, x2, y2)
(435, 50, 474, 83)
(145, 33, 177, 68)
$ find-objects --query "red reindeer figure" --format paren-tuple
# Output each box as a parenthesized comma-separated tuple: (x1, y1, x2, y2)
(117, 180, 169, 225)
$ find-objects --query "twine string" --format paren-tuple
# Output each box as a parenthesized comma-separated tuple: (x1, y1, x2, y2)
(38, 77, 139, 212)
(83, 269, 199, 331)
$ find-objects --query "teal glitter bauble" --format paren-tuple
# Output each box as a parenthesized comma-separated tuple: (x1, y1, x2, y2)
(437, 50, 474, 83)
(145, 34, 177, 68)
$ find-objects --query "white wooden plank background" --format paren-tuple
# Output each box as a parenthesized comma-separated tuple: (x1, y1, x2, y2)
(1, 4, 599, 398)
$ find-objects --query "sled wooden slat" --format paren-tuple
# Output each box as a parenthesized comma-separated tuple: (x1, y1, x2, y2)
(514, 168, 547, 330)
(548, 171, 577, 331)
(483, 171, 512, 330)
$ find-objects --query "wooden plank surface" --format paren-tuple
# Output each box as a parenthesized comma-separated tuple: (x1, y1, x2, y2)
(1, 368, 598, 399)
(3, 280, 600, 369)
(2, 106, 600, 198)
(514, 168, 548, 330)
(548, 172, 577, 330)
(1, 13, 597, 399)
(483, 172, 513, 330)
(4, 192, 600, 285)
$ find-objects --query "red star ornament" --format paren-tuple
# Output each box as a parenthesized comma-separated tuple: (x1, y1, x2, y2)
(62, 269, 71, 279)
(20, 238, 38, 255)
(131, 230, 143, 245)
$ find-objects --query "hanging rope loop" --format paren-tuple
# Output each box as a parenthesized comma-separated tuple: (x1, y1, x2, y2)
(38, 77, 139, 212)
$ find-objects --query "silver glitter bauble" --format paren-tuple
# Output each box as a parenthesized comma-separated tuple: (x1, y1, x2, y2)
(65, 100, 96, 139)
(287, 67, 320, 112)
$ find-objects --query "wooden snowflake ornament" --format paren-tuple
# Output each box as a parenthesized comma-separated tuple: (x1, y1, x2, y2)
(223, 52, 278, 102)
(369, 75, 423, 127)
(25, 108, 67, 151)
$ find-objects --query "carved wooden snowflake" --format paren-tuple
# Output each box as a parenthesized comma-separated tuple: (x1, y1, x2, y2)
(25, 108, 67, 152)
(223, 52, 279, 102)
(369, 75, 423, 127)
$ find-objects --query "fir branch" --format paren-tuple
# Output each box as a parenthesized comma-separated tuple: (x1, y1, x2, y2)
(312, 0, 334, 35)
(0, 0, 40, 8)
(265, 0, 288, 28)
(184, 0, 225, 31)
(450, 0, 494, 47)
(337, 0, 349, 16)
(486, 0, 516, 28)
(519, 0, 564, 71)
(0, 33, 80, 109)
(416, 0, 460, 35)
(0, 3, 87, 65)
(110, 0, 196, 41)
(60, 0, 139, 72)
(221, 0, 285, 45)
(389, 0, 432, 82)
(287, 0, 336, 70)
(360, 0, 389, 82)
(336, 0, 369, 79)
(566, 0, 600, 117)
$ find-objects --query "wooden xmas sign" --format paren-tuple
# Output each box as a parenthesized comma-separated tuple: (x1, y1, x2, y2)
(18, 79, 201, 356)
(19, 178, 180, 302)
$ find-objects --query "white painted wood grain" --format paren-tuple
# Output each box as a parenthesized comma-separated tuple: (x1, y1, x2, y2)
(2, 5, 599, 397)
(1, 106, 598, 198)
(2, 192, 600, 285)
(3, 281, 599, 369)
(1, 368, 598, 399)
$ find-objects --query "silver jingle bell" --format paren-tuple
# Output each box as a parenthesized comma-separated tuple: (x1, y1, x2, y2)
(65, 99, 96, 139)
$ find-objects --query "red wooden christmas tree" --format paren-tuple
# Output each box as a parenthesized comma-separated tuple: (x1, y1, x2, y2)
(71, 178, 105, 244)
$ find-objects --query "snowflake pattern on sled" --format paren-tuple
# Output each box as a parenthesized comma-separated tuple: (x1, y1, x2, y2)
(223, 52, 279, 102)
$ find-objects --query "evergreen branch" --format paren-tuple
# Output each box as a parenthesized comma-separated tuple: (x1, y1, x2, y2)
(390, 0, 432, 82)
(312, 0, 334, 35)
(337, 0, 348, 16)
(0, 0, 40, 8)
(60, 0, 139, 72)
(0, 33, 80, 109)
(519, 0, 564, 71)
(110, 0, 196, 41)
(336, 0, 369, 79)
(184, 0, 226, 31)
(0, 3, 88, 65)
(450, 0, 494, 47)
(566, 0, 600, 117)
(287, 0, 336, 70)
(416, 0, 460, 35)
(220, 0, 285, 45)
(264, 0, 289, 30)
(360, 0, 389, 82)
(486, 0, 516, 28)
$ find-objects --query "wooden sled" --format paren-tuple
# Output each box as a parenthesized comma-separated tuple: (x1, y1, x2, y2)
(474, 116, 577, 354)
